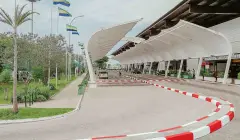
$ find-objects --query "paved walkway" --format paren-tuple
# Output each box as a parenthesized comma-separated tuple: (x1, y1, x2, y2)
(31, 73, 86, 108)
(0, 73, 86, 109)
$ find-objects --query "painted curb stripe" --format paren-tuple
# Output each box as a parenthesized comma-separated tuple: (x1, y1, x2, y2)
(158, 126, 182, 132)
(92, 135, 127, 139)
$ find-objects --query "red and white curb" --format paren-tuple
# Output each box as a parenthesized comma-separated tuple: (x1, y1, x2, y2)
(147, 79, 186, 82)
(76, 76, 235, 140)
(97, 79, 142, 84)
(125, 75, 187, 83)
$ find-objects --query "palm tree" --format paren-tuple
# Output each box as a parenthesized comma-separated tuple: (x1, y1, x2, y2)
(0, 4, 38, 113)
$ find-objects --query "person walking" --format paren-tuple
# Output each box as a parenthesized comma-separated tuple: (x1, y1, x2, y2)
(193, 69, 195, 79)
(213, 71, 218, 82)
(119, 71, 122, 77)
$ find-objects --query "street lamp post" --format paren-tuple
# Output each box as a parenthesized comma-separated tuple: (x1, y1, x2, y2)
(26, 0, 40, 36)
(66, 15, 84, 80)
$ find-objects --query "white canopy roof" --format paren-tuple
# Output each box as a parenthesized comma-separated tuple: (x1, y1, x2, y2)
(114, 20, 232, 64)
(87, 19, 142, 61)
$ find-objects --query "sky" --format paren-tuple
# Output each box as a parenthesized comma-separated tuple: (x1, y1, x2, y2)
(0, 0, 182, 58)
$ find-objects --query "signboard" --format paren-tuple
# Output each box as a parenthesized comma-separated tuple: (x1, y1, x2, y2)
(204, 53, 240, 61)
(232, 59, 240, 63)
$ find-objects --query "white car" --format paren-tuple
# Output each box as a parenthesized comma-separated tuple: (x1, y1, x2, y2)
(98, 71, 108, 79)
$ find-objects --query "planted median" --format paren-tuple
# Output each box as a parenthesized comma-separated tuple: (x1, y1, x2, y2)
(0, 108, 73, 120)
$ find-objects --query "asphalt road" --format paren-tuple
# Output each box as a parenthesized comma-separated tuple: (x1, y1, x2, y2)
(128, 73, 240, 140)
(0, 72, 216, 140)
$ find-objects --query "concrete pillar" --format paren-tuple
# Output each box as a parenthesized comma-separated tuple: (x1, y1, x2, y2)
(157, 61, 161, 71)
(165, 61, 170, 77)
(85, 46, 96, 88)
(149, 62, 153, 74)
(196, 57, 203, 80)
(223, 53, 232, 84)
(142, 63, 145, 74)
(177, 59, 183, 78)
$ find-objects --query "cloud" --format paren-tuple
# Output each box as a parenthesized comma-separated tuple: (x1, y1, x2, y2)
(0, 0, 182, 54)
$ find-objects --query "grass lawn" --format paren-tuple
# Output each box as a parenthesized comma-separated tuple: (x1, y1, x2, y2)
(0, 75, 77, 104)
(0, 108, 73, 120)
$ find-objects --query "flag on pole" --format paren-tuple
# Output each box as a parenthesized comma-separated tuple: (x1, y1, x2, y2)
(66, 24, 77, 31)
(58, 7, 72, 17)
(53, 0, 70, 7)
(72, 31, 79, 35)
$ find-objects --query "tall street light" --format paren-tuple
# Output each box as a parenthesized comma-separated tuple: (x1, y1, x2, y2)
(26, 0, 40, 37)
(66, 15, 84, 80)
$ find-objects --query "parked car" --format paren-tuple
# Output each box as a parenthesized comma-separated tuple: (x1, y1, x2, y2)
(132, 69, 141, 74)
(98, 71, 108, 79)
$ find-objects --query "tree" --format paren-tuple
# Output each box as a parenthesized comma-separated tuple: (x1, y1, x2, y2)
(0, 34, 12, 72)
(0, 69, 11, 100)
(0, 4, 38, 113)
(95, 56, 109, 69)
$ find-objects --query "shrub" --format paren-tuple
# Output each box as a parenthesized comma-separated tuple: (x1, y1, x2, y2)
(36, 95, 47, 102)
(238, 72, 240, 79)
(38, 86, 50, 100)
(49, 83, 56, 90)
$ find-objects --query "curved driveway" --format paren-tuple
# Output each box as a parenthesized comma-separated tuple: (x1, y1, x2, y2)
(0, 84, 215, 140)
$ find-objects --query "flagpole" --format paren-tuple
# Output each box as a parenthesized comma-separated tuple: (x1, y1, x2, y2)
(48, 4, 53, 87)
(57, 12, 59, 34)
(68, 31, 71, 80)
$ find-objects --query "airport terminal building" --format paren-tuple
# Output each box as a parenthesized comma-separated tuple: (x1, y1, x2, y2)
(112, 0, 240, 84)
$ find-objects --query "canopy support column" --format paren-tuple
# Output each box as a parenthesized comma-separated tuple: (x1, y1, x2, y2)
(149, 62, 153, 74)
(142, 63, 145, 74)
(157, 61, 161, 71)
(223, 53, 232, 84)
(177, 59, 183, 78)
(165, 61, 170, 77)
(85, 46, 97, 88)
(196, 57, 203, 80)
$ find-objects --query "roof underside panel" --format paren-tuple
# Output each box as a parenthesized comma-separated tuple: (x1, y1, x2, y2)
(113, 20, 232, 64)
(88, 19, 141, 61)
(112, 0, 240, 56)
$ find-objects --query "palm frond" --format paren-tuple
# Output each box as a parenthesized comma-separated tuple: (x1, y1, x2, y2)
(18, 18, 31, 26)
(16, 4, 27, 19)
(15, 5, 39, 26)
(0, 8, 13, 26)
(0, 18, 11, 26)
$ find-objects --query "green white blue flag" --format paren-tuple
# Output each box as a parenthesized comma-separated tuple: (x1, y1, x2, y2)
(53, 0, 70, 7)
(66, 24, 77, 31)
(58, 7, 72, 17)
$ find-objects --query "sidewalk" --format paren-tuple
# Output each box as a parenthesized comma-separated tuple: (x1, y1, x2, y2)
(0, 73, 86, 109)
